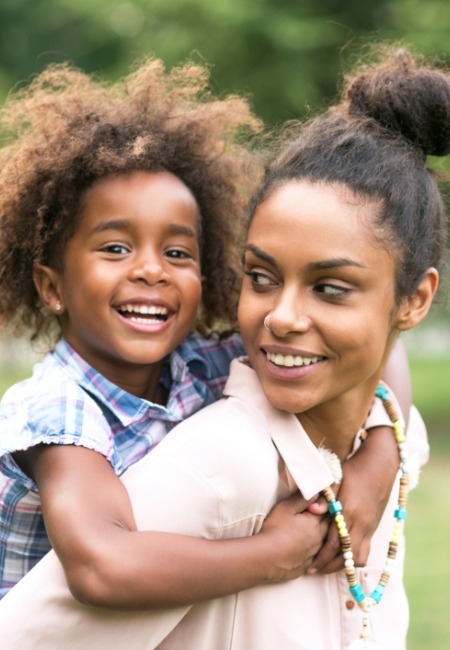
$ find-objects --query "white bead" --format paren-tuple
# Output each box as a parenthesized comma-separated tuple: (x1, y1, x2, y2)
(344, 559, 355, 568)
(343, 551, 353, 560)
(346, 640, 382, 649)
(361, 598, 375, 612)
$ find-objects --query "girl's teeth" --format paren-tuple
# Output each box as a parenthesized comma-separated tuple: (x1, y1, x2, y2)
(128, 315, 162, 324)
(267, 352, 322, 367)
(121, 305, 168, 315)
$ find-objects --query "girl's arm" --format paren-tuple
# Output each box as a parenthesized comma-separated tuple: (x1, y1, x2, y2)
(309, 338, 411, 574)
(18, 443, 327, 609)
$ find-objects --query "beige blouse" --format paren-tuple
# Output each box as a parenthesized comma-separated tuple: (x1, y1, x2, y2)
(0, 359, 428, 649)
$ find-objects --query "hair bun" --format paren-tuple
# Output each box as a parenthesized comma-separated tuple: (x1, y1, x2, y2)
(344, 48, 450, 157)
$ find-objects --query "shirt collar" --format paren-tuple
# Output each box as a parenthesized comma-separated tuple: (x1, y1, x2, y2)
(161, 336, 211, 385)
(52, 338, 209, 425)
(223, 358, 334, 500)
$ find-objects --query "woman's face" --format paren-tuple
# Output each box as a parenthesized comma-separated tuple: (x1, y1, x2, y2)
(238, 180, 404, 418)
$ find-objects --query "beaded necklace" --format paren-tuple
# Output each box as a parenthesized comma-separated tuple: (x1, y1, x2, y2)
(322, 384, 409, 650)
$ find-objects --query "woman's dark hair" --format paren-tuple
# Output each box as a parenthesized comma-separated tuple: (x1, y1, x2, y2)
(0, 58, 261, 342)
(249, 47, 449, 302)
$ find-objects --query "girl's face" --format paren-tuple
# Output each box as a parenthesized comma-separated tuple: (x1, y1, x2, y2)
(36, 171, 202, 397)
(238, 180, 406, 420)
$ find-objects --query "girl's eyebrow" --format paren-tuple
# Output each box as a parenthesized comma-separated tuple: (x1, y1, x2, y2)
(244, 243, 365, 270)
(90, 220, 198, 238)
(90, 219, 130, 235)
(168, 224, 198, 239)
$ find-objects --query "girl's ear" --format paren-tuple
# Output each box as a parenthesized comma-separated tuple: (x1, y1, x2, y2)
(33, 265, 64, 315)
(396, 268, 439, 332)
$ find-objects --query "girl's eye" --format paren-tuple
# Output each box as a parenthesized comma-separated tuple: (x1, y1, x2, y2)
(165, 249, 191, 260)
(100, 243, 129, 255)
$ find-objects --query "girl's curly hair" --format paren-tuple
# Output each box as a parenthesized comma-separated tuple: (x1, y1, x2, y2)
(0, 58, 261, 343)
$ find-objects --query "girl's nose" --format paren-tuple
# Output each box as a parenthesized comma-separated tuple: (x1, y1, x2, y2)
(128, 257, 171, 286)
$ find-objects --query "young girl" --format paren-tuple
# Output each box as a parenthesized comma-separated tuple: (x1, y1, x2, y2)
(0, 55, 409, 611)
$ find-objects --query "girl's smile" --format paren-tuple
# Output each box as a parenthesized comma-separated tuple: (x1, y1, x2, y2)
(114, 300, 175, 333)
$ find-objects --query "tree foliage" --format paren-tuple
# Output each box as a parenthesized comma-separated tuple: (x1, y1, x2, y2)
(1, 0, 450, 125)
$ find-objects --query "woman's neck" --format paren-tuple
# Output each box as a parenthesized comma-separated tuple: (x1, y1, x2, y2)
(296, 382, 379, 461)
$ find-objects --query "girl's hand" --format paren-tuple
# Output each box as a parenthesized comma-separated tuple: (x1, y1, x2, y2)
(259, 492, 329, 581)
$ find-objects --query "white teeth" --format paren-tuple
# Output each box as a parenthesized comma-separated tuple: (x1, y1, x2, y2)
(128, 316, 158, 324)
(120, 305, 169, 315)
(267, 352, 323, 367)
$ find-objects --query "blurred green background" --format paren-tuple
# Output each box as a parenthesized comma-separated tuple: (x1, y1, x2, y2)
(2, 0, 450, 124)
(0, 0, 449, 647)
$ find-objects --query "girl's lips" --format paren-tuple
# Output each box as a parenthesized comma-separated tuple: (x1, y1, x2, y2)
(115, 297, 174, 313)
(115, 304, 171, 325)
(114, 304, 176, 333)
(118, 304, 170, 318)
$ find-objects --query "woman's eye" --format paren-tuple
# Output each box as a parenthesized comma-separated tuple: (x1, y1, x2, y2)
(316, 282, 350, 297)
(244, 270, 275, 287)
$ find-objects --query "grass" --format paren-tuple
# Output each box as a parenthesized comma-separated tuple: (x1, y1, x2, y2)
(0, 350, 448, 646)
(406, 456, 450, 649)
(405, 356, 450, 649)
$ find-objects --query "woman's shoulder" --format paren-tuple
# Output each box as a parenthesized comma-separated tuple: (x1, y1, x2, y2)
(150, 392, 279, 497)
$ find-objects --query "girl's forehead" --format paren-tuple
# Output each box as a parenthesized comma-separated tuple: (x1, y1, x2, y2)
(73, 170, 201, 242)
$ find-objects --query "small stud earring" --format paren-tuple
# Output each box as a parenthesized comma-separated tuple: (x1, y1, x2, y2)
(55, 301, 61, 312)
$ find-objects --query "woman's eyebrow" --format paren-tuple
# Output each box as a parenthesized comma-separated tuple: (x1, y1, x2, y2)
(243, 243, 277, 266)
(305, 258, 365, 271)
(244, 244, 364, 271)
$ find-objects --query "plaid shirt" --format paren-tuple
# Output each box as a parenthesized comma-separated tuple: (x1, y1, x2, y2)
(0, 333, 244, 598)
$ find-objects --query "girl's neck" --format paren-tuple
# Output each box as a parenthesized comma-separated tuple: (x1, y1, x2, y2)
(106, 362, 168, 403)
(66, 338, 168, 403)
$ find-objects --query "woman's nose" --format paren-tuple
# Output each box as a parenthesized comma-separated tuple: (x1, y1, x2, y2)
(267, 291, 312, 337)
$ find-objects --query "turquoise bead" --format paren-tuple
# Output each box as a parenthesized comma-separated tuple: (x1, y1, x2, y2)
(349, 584, 365, 602)
(375, 384, 389, 401)
(328, 500, 343, 514)
(394, 507, 407, 520)
(370, 585, 385, 604)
